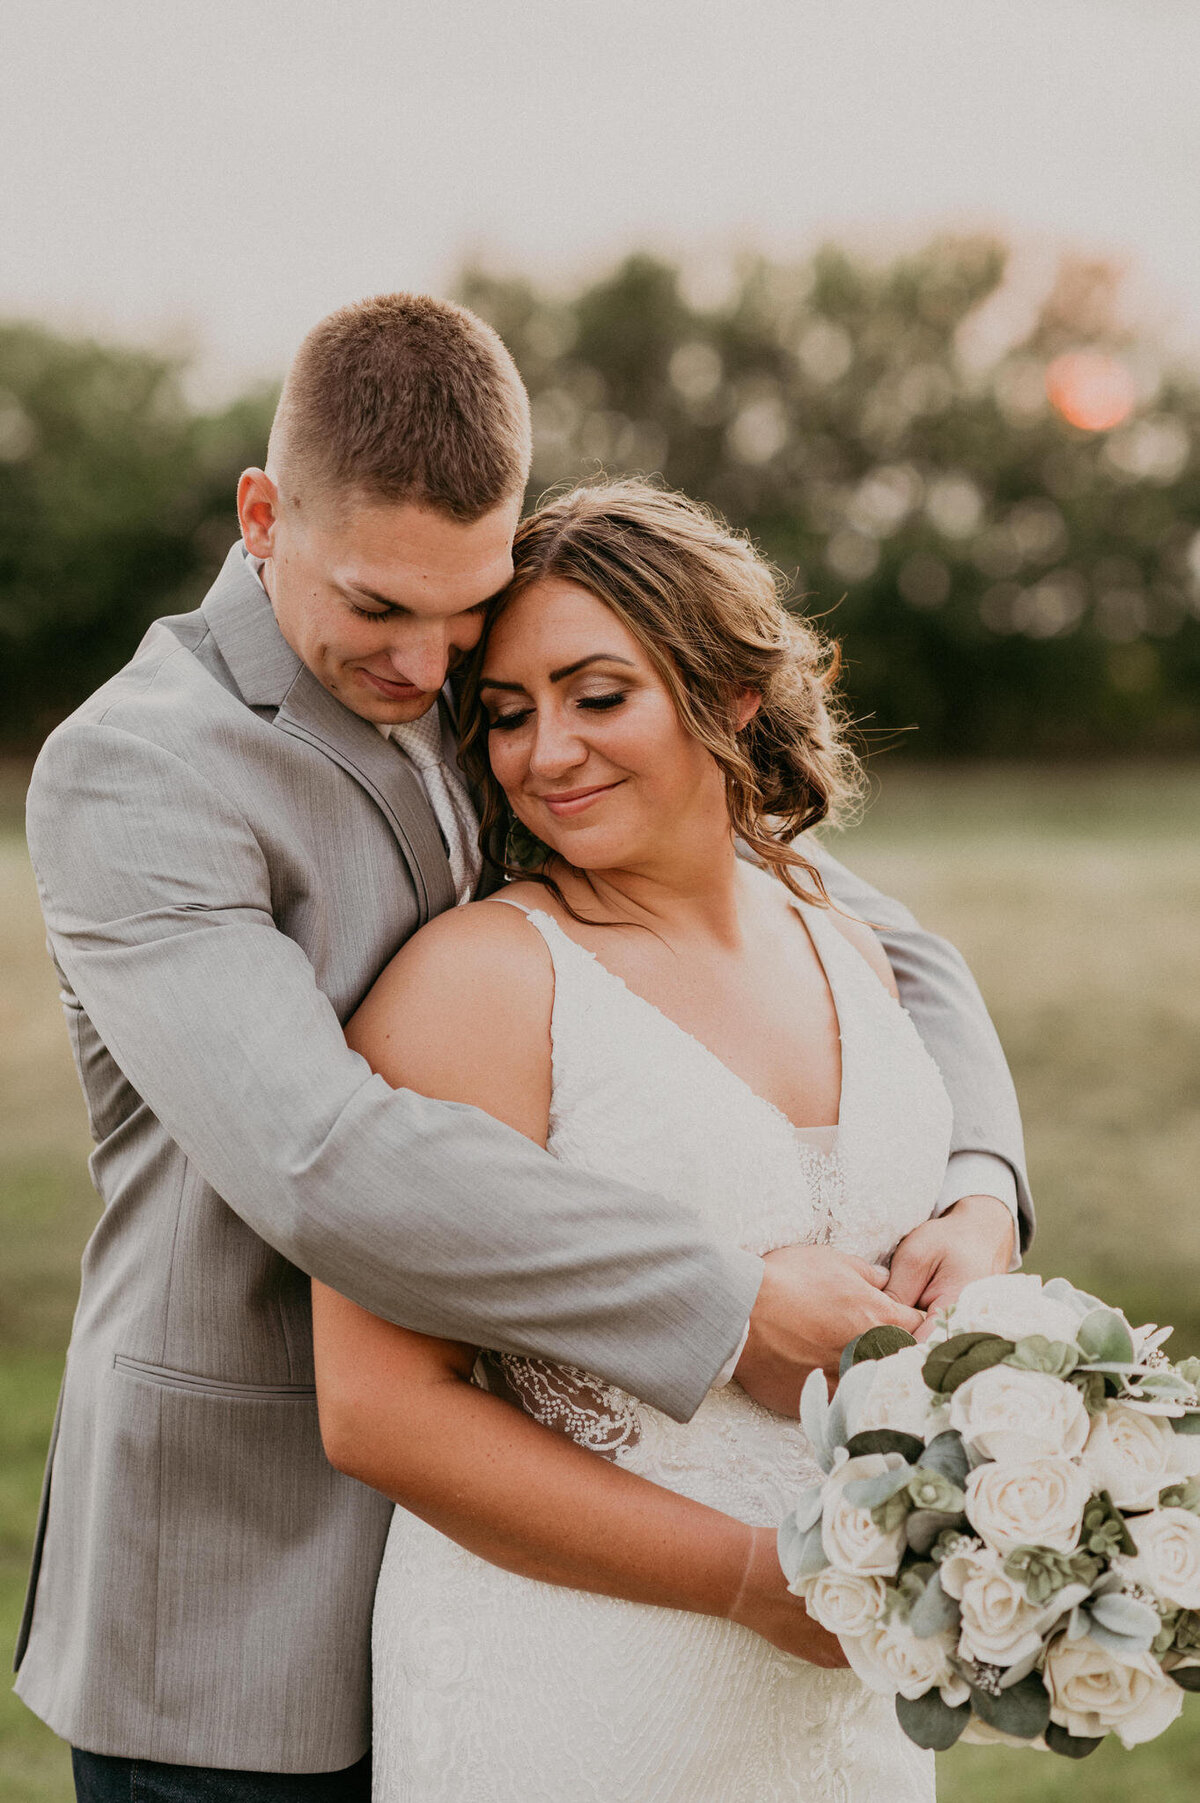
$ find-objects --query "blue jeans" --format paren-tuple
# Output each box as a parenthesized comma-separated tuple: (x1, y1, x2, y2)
(71, 1749, 371, 1802)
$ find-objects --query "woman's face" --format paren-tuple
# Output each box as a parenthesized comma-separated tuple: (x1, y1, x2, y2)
(479, 576, 729, 874)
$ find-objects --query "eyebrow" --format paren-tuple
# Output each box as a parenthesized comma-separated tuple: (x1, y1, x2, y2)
(338, 582, 411, 613)
(340, 581, 505, 614)
(480, 653, 637, 693)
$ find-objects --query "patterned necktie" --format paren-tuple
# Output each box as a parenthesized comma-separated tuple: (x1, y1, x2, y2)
(386, 707, 482, 905)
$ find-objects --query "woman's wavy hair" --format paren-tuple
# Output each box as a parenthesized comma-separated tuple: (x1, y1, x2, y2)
(457, 478, 863, 911)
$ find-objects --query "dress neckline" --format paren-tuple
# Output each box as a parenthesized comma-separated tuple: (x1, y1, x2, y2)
(497, 881, 850, 1145)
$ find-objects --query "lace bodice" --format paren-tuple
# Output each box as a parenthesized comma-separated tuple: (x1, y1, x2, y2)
(479, 875, 953, 1524)
(372, 870, 951, 1801)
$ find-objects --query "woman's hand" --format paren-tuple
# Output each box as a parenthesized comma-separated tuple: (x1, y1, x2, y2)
(885, 1194, 1016, 1335)
(726, 1527, 849, 1668)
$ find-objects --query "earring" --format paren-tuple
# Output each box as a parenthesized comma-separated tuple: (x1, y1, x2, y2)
(505, 815, 552, 872)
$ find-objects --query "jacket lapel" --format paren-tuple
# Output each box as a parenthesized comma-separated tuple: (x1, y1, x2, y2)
(200, 546, 457, 923)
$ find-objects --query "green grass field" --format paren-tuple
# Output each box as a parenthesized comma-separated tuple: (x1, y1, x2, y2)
(2, 759, 1199, 1800)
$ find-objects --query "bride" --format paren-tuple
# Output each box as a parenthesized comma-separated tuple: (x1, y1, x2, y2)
(312, 481, 971, 1800)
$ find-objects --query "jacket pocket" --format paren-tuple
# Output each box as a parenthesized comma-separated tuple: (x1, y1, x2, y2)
(113, 1355, 316, 1400)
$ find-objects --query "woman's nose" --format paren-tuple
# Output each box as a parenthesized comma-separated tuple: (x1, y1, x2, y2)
(527, 709, 587, 775)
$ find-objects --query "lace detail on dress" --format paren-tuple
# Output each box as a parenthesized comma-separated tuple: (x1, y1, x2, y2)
(372, 869, 952, 1802)
(477, 1352, 641, 1458)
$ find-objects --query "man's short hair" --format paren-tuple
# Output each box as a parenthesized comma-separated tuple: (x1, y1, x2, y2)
(269, 294, 532, 520)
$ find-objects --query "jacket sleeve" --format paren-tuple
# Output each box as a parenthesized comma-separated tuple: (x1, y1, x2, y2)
(26, 720, 763, 1422)
(807, 840, 1034, 1251)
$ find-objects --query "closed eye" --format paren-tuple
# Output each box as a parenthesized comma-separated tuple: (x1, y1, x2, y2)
(577, 692, 627, 711)
(488, 710, 533, 733)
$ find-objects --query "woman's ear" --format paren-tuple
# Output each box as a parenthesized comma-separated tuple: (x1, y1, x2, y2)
(733, 686, 763, 731)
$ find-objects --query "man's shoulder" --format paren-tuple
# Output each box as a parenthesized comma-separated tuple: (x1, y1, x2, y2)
(33, 608, 269, 791)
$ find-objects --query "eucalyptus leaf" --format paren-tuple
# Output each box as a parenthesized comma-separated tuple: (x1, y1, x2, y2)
(923, 1332, 1015, 1395)
(1171, 1412, 1200, 1436)
(1045, 1722, 1104, 1759)
(895, 1689, 971, 1751)
(1168, 1663, 1200, 1692)
(839, 1337, 860, 1380)
(1077, 1309, 1136, 1365)
(908, 1572, 960, 1640)
(971, 1672, 1051, 1741)
(920, 1430, 970, 1487)
(845, 1429, 926, 1463)
(850, 1324, 919, 1364)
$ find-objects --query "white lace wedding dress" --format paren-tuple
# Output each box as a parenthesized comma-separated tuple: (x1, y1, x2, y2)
(372, 873, 954, 1801)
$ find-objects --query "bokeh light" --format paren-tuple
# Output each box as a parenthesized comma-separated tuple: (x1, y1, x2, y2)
(1045, 349, 1137, 432)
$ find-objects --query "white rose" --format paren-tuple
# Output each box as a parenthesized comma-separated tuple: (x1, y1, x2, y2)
(948, 1274, 1083, 1346)
(1168, 1429, 1200, 1480)
(950, 1366, 1090, 1464)
(822, 1454, 909, 1577)
(802, 1568, 889, 1639)
(939, 1544, 1085, 1669)
(1045, 1633, 1184, 1749)
(1127, 1508, 1200, 1611)
(1080, 1403, 1179, 1510)
(841, 1620, 955, 1700)
(850, 1346, 940, 1441)
(965, 1456, 1092, 1556)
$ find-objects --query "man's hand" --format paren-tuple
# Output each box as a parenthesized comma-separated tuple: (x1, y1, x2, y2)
(735, 1244, 925, 1415)
(885, 1194, 1016, 1338)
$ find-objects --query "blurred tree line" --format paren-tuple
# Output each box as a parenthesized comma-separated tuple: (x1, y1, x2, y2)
(3, 236, 1200, 753)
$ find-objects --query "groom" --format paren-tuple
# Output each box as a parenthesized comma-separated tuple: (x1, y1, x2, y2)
(17, 293, 1027, 1801)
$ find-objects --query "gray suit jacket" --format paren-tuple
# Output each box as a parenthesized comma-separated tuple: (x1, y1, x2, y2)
(14, 546, 1030, 1771)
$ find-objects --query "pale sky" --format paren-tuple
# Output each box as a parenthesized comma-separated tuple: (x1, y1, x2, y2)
(5, 0, 1200, 400)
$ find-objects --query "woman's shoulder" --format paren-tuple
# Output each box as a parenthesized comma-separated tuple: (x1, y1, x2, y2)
(376, 891, 556, 1008)
(820, 902, 899, 999)
(746, 856, 898, 999)
(347, 893, 555, 1141)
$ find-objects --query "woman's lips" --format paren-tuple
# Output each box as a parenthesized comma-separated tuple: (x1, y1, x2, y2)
(538, 782, 622, 818)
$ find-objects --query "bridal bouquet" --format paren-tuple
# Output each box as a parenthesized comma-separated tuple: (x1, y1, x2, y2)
(778, 1274, 1200, 1757)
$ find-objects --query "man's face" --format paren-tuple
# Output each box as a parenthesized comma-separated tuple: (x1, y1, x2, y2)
(237, 470, 521, 725)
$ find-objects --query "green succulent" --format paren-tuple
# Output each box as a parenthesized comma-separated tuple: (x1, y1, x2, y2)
(1004, 1545, 1103, 1606)
(1159, 1478, 1200, 1515)
(1081, 1491, 1137, 1559)
(1005, 1335, 1081, 1380)
(871, 1489, 915, 1533)
(906, 1468, 966, 1514)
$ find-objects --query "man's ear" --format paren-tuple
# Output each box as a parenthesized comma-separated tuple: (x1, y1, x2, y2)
(733, 686, 762, 731)
(237, 468, 280, 559)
